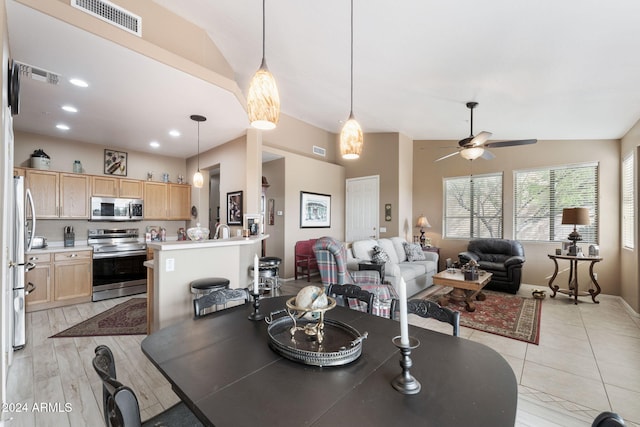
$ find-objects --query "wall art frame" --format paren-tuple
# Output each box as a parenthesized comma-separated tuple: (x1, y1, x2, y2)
(104, 149, 127, 176)
(300, 191, 331, 228)
(227, 191, 243, 225)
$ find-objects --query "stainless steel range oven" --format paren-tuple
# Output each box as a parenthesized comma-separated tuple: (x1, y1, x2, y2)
(89, 228, 147, 301)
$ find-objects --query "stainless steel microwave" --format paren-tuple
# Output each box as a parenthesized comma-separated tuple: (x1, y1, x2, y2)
(90, 197, 143, 221)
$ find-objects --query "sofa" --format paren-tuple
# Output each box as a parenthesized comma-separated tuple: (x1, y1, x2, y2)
(458, 238, 525, 294)
(347, 237, 438, 297)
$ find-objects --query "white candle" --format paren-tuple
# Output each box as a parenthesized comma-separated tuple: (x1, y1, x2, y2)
(399, 277, 409, 346)
(253, 254, 260, 294)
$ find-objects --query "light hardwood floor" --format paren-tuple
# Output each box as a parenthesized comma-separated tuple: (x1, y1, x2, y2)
(2, 278, 639, 427)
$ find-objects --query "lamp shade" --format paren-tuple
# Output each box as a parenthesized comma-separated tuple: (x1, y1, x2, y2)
(247, 61, 280, 130)
(460, 146, 485, 160)
(416, 215, 431, 228)
(561, 207, 590, 225)
(340, 113, 363, 159)
(193, 171, 204, 188)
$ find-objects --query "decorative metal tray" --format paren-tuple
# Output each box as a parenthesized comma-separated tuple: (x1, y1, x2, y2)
(266, 314, 367, 367)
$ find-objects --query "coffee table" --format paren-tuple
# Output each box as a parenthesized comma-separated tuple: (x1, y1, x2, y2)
(432, 269, 493, 312)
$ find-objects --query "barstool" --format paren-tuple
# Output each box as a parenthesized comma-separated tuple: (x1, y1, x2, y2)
(260, 257, 281, 290)
(190, 277, 230, 312)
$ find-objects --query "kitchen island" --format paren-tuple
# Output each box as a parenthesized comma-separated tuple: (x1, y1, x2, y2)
(145, 235, 268, 332)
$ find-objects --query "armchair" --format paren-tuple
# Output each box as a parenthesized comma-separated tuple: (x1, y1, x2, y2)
(459, 238, 525, 294)
(313, 236, 380, 287)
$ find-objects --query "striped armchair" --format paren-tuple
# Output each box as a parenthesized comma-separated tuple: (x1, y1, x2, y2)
(314, 237, 398, 318)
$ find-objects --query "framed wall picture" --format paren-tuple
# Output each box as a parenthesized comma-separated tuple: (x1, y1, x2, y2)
(227, 191, 243, 225)
(244, 213, 263, 235)
(268, 198, 275, 225)
(300, 191, 331, 228)
(104, 149, 127, 176)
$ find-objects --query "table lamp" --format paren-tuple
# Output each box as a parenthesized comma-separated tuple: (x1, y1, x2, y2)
(415, 215, 431, 247)
(561, 207, 590, 256)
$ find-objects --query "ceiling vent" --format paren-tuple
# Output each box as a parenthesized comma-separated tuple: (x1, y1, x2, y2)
(71, 0, 142, 36)
(312, 146, 327, 157)
(16, 62, 60, 85)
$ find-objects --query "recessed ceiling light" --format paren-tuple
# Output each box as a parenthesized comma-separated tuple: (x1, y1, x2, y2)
(56, 124, 70, 130)
(149, 141, 160, 148)
(169, 130, 180, 137)
(62, 105, 78, 113)
(69, 78, 88, 88)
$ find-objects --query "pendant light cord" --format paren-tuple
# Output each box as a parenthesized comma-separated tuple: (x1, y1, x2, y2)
(262, 0, 266, 60)
(197, 122, 200, 171)
(350, 0, 354, 114)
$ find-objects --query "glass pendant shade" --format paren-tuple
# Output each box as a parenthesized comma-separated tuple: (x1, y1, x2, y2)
(340, 113, 363, 159)
(193, 171, 204, 188)
(247, 60, 280, 130)
(460, 146, 485, 160)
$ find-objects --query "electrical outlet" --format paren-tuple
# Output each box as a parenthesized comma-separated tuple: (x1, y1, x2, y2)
(166, 258, 175, 272)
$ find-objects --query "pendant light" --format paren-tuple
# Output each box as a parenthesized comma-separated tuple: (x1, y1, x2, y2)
(247, 0, 280, 130)
(340, 0, 363, 160)
(191, 114, 206, 188)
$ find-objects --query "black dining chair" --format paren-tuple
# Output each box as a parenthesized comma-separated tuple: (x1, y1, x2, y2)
(92, 345, 203, 427)
(391, 299, 460, 336)
(193, 287, 250, 318)
(327, 284, 375, 314)
(592, 411, 626, 427)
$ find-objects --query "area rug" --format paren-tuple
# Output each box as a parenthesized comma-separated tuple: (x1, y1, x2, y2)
(50, 298, 147, 338)
(425, 287, 542, 344)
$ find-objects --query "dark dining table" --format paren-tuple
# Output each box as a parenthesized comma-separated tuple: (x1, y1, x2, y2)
(141, 295, 517, 427)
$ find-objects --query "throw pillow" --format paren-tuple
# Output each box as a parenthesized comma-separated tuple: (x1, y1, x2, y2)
(403, 242, 426, 262)
(371, 245, 390, 263)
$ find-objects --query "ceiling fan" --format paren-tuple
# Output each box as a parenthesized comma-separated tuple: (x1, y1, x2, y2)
(435, 102, 537, 162)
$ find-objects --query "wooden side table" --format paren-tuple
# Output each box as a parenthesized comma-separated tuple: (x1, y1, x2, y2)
(422, 246, 441, 271)
(358, 261, 385, 281)
(547, 254, 603, 304)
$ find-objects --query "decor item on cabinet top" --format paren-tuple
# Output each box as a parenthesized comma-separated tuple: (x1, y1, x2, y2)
(30, 148, 51, 169)
(73, 160, 82, 173)
(104, 149, 127, 176)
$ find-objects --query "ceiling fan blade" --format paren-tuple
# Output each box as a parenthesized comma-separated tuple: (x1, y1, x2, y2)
(481, 149, 495, 160)
(469, 131, 492, 147)
(435, 151, 460, 162)
(484, 139, 537, 148)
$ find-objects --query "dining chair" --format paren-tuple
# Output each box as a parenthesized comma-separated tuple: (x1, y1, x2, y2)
(193, 287, 250, 318)
(92, 345, 203, 427)
(391, 299, 460, 336)
(327, 283, 374, 314)
(592, 411, 626, 426)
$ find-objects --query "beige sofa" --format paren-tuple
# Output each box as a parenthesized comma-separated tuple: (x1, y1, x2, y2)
(347, 237, 438, 297)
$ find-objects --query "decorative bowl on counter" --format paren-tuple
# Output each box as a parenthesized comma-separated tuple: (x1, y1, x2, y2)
(186, 224, 210, 241)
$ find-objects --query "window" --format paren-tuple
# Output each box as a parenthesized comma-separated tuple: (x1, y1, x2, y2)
(622, 153, 634, 249)
(443, 173, 503, 239)
(514, 163, 598, 243)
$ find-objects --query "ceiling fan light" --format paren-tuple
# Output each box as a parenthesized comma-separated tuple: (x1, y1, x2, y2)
(193, 170, 204, 188)
(247, 62, 280, 130)
(460, 146, 484, 160)
(340, 115, 363, 159)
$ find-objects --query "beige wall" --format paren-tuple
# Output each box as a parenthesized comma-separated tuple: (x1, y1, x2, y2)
(398, 133, 414, 240)
(621, 118, 640, 312)
(414, 139, 621, 297)
(266, 115, 338, 162)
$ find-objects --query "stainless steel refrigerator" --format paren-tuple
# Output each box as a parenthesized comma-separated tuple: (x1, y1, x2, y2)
(10, 176, 36, 350)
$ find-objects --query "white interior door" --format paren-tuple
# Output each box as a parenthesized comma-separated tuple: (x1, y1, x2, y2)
(346, 176, 379, 242)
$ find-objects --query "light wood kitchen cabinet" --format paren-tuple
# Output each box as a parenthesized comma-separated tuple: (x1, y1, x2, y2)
(26, 170, 89, 219)
(144, 182, 167, 219)
(25, 170, 59, 218)
(60, 173, 90, 218)
(53, 251, 92, 301)
(13, 167, 25, 177)
(168, 184, 191, 220)
(25, 253, 52, 310)
(26, 250, 92, 312)
(92, 176, 143, 198)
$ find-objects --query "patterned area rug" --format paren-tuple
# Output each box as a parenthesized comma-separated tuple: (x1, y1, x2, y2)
(50, 298, 147, 338)
(425, 287, 542, 344)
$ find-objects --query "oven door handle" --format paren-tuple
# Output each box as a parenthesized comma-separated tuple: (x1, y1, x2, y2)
(92, 250, 147, 259)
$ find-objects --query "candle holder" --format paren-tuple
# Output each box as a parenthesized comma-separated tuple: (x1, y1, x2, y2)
(248, 291, 264, 321)
(391, 336, 421, 394)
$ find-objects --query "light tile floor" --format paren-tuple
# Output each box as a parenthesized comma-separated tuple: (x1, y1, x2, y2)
(2, 280, 639, 426)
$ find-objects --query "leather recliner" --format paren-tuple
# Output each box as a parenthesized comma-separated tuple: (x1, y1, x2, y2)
(458, 238, 525, 294)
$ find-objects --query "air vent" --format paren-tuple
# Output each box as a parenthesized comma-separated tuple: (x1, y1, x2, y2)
(16, 62, 60, 85)
(71, 0, 142, 36)
(312, 146, 326, 157)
